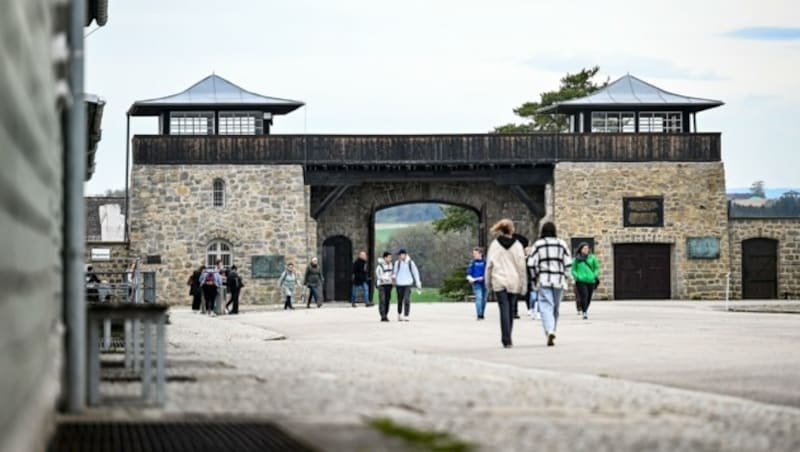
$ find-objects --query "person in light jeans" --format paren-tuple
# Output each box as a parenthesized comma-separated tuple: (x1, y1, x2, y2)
(528, 222, 572, 347)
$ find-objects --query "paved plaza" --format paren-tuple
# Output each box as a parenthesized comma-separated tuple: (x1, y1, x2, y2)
(90, 301, 800, 451)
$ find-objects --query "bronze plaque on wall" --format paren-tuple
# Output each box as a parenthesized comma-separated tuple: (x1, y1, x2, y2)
(686, 237, 720, 259)
(251, 255, 285, 279)
(623, 197, 664, 227)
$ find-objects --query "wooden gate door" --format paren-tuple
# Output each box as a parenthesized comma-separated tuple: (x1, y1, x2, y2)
(742, 238, 778, 299)
(614, 244, 671, 299)
(322, 236, 352, 301)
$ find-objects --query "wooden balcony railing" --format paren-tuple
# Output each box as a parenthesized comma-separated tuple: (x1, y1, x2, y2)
(133, 133, 721, 165)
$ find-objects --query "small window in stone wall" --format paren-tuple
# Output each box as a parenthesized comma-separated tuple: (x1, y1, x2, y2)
(207, 240, 232, 268)
(213, 179, 225, 207)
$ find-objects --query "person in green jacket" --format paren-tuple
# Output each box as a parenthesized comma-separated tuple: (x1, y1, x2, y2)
(571, 242, 600, 320)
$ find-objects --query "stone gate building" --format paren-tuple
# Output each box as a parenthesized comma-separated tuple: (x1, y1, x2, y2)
(124, 74, 798, 305)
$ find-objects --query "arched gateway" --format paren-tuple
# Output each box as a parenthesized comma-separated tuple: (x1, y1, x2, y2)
(128, 73, 732, 304)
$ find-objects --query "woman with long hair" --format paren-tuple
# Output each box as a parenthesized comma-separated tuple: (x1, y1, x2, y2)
(485, 219, 527, 348)
(528, 222, 572, 346)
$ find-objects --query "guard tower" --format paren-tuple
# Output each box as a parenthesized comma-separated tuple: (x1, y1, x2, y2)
(127, 74, 303, 135)
(538, 74, 723, 133)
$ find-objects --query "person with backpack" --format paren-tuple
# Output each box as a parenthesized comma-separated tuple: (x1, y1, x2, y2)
(187, 265, 204, 312)
(303, 257, 324, 308)
(225, 265, 243, 314)
(393, 249, 421, 321)
(485, 219, 527, 348)
(199, 266, 223, 316)
(278, 262, 298, 310)
(375, 251, 394, 322)
(466, 247, 487, 320)
(572, 242, 600, 320)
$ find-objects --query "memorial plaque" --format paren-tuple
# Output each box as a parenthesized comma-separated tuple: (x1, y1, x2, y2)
(251, 255, 285, 279)
(623, 196, 664, 227)
(145, 255, 162, 264)
(687, 237, 720, 259)
(570, 237, 595, 255)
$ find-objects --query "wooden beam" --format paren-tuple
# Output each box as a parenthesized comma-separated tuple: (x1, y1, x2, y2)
(508, 185, 545, 219)
(304, 167, 553, 186)
(311, 185, 351, 219)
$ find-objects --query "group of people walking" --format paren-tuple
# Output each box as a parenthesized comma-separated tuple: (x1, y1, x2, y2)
(468, 219, 600, 348)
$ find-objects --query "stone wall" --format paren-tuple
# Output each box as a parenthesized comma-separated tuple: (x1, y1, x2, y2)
(553, 162, 729, 300)
(130, 164, 313, 305)
(728, 218, 800, 299)
(0, 1, 65, 451)
(84, 242, 131, 284)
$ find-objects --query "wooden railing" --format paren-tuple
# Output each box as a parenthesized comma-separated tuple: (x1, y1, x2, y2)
(133, 133, 721, 165)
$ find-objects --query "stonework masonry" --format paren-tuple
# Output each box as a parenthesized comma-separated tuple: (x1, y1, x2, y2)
(553, 162, 730, 300)
(728, 218, 800, 299)
(313, 182, 544, 262)
(130, 164, 315, 305)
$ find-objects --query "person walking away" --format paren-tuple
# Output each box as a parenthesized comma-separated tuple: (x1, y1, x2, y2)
(485, 219, 527, 348)
(225, 265, 243, 314)
(466, 247, 488, 320)
(528, 222, 572, 346)
(199, 266, 223, 316)
(510, 233, 529, 319)
(393, 249, 421, 321)
(572, 243, 599, 320)
(303, 257, 324, 308)
(375, 252, 395, 321)
(85, 265, 101, 302)
(278, 263, 298, 310)
(351, 250, 371, 307)
(188, 265, 204, 312)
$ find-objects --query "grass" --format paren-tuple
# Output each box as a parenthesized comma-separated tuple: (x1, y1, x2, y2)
(368, 418, 476, 452)
(374, 223, 414, 243)
(372, 287, 448, 303)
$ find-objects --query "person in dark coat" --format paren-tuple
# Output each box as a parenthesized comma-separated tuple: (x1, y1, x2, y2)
(351, 250, 371, 307)
(188, 265, 204, 312)
(225, 265, 243, 314)
(303, 257, 324, 308)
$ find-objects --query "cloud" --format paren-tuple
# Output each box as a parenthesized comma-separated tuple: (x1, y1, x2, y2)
(725, 27, 800, 41)
(522, 54, 725, 81)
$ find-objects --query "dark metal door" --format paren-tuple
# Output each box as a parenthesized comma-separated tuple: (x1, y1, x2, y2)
(322, 236, 352, 301)
(614, 244, 671, 299)
(742, 238, 778, 299)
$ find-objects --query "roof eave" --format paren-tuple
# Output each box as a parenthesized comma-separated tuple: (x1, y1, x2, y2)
(127, 102, 305, 116)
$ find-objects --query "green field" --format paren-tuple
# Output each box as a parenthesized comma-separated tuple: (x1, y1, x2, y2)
(372, 287, 447, 303)
(375, 223, 414, 243)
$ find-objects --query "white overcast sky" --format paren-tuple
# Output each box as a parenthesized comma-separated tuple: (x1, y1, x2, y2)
(85, 0, 800, 194)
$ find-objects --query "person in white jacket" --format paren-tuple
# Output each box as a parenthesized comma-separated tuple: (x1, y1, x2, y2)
(375, 251, 394, 322)
(485, 219, 527, 348)
(393, 249, 421, 321)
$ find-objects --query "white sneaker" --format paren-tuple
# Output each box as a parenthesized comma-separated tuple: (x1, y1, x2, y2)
(397, 313, 403, 321)
(210, 312, 217, 317)
(534, 312, 541, 320)
(403, 315, 410, 322)
(528, 309, 535, 318)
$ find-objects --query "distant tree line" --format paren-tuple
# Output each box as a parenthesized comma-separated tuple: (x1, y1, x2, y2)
(730, 192, 800, 218)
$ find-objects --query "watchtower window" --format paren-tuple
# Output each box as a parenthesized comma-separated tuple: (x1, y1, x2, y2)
(213, 179, 225, 207)
(219, 111, 263, 135)
(591, 112, 635, 133)
(170, 112, 214, 135)
(639, 112, 682, 133)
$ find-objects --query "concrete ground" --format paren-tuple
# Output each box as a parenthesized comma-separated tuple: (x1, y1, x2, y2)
(88, 300, 800, 451)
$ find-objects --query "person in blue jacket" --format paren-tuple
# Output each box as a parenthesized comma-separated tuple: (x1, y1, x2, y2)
(466, 247, 488, 320)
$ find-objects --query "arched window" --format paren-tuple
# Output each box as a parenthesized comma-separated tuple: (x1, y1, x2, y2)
(213, 179, 225, 207)
(207, 240, 233, 268)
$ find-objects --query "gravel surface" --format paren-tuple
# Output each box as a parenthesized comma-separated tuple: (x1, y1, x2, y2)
(114, 305, 800, 452)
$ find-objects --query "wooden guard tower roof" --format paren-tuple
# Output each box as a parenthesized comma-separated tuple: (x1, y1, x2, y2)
(127, 74, 304, 116)
(537, 74, 723, 114)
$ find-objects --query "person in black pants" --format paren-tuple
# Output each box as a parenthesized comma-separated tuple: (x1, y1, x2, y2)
(375, 251, 394, 321)
(485, 219, 527, 348)
(199, 268, 221, 316)
(225, 265, 242, 314)
(351, 250, 371, 307)
(188, 265, 204, 312)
